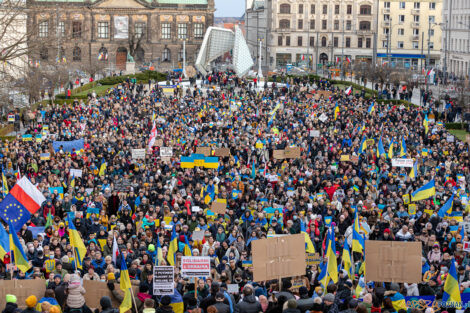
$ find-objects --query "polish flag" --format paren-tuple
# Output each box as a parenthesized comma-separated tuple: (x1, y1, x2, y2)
(112, 235, 119, 265)
(346, 57, 351, 63)
(336, 57, 341, 64)
(147, 120, 157, 151)
(427, 68, 435, 77)
(345, 86, 352, 95)
(9, 176, 46, 213)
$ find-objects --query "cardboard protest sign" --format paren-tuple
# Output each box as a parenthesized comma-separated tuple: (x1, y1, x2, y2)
(316, 90, 332, 99)
(340, 155, 350, 162)
(131, 149, 146, 159)
(306, 253, 322, 266)
(284, 147, 301, 159)
(192, 230, 205, 241)
(154, 139, 163, 147)
(365, 139, 375, 147)
(273, 150, 285, 160)
(214, 148, 230, 157)
(252, 233, 307, 282)
(0, 280, 46, 309)
(153, 266, 175, 295)
(211, 201, 227, 215)
(350, 155, 359, 164)
(196, 147, 211, 156)
(365, 241, 421, 283)
(160, 147, 173, 157)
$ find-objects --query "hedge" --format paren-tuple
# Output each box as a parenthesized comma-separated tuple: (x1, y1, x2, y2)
(445, 123, 468, 130)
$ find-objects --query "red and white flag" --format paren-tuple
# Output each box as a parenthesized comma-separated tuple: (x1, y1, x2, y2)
(10, 176, 46, 213)
(427, 68, 435, 77)
(336, 57, 341, 64)
(112, 235, 119, 265)
(346, 57, 351, 63)
(345, 86, 352, 95)
(147, 120, 157, 151)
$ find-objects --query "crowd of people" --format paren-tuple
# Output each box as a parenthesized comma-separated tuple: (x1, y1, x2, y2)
(0, 71, 468, 313)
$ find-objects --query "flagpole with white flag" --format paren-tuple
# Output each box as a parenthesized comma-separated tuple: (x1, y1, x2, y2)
(112, 235, 119, 265)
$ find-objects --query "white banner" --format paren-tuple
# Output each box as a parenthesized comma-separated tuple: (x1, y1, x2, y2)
(309, 130, 320, 137)
(181, 256, 211, 278)
(153, 266, 174, 296)
(114, 16, 129, 39)
(132, 149, 146, 159)
(391, 158, 414, 168)
(69, 169, 82, 178)
(160, 147, 173, 157)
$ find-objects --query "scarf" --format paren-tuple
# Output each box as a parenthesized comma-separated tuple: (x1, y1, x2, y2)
(137, 292, 152, 302)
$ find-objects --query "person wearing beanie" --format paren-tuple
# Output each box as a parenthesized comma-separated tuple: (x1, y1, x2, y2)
(283, 299, 301, 313)
(107, 280, 145, 313)
(37, 289, 61, 313)
(96, 296, 115, 313)
(65, 274, 87, 311)
(276, 279, 295, 301)
(2, 295, 20, 313)
(54, 274, 70, 310)
(235, 286, 261, 313)
(323, 293, 339, 313)
(296, 286, 314, 313)
(212, 292, 229, 313)
(156, 296, 174, 313)
(339, 298, 358, 313)
(22, 296, 40, 313)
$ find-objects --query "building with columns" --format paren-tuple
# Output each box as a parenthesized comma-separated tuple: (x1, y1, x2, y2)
(26, 0, 215, 71)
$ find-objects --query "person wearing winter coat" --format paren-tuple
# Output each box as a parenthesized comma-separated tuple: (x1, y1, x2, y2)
(96, 297, 117, 313)
(212, 293, 230, 313)
(107, 282, 145, 313)
(296, 287, 314, 313)
(22, 296, 40, 313)
(322, 294, 339, 313)
(283, 300, 301, 313)
(156, 296, 174, 313)
(65, 274, 86, 310)
(2, 295, 21, 313)
(235, 286, 262, 313)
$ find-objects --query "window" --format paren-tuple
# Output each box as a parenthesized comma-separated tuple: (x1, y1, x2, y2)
(135, 22, 145, 39)
(322, 20, 327, 30)
(309, 36, 314, 47)
(414, 2, 420, 9)
(399, 2, 405, 9)
(163, 48, 171, 61)
(429, 42, 434, 49)
(360, 5, 372, 15)
(399, 15, 405, 23)
(346, 21, 351, 30)
(297, 36, 302, 46)
(346, 37, 350, 47)
(298, 4, 303, 14)
(40, 47, 48, 60)
(333, 37, 338, 47)
(98, 47, 108, 61)
(384, 2, 390, 8)
(398, 41, 404, 48)
(429, 16, 435, 23)
(413, 42, 419, 49)
(286, 36, 290, 46)
(412, 28, 419, 36)
(384, 28, 389, 35)
(278, 36, 283, 46)
(413, 15, 420, 23)
(279, 19, 290, 29)
(177, 23, 187, 39)
(58, 21, 65, 37)
(73, 46, 81, 61)
(358, 38, 363, 48)
(39, 21, 48, 38)
(72, 21, 82, 38)
(178, 49, 183, 61)
(194, 23, 204, 39)
(321, 37, 327, 47)
(322, 5, 327, 14)
(347, 5, 352, 14)
(359, 21, 371, 30)
(429, 2, 436, 9)
(366, 38, 371, 48)
(98, 22, 109, 39)
(334, 20, 339, 30)
(430, 29, 435, 36)
(384, 14, 390, 21)
(310, 20, 315, 29)
(280, 3, 290, 13)
(162, 23, 171, 39)
(383, 41, 388, 48)
(298, 19, 303, 29)
(310, 4, 315, 14)
(335, 5, 339, 14)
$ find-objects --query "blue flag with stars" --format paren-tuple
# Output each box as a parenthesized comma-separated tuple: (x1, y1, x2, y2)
(0, 194, 31, 231)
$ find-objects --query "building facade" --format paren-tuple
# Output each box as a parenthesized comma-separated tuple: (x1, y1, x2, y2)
(26, 0, 215, 71)
(246, 0, 377, 71)
(376, 0, 442, 70)
(442, 0, 470, 79)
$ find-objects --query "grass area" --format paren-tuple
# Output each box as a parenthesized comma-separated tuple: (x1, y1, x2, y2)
(448, 129, 468, 142)
(72, 84, 114, 97)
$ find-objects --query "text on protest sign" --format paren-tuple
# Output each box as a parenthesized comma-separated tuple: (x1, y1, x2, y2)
(391, 158, 414, 168)
(181, 256, 211, 278)
(153, 266, 175, 295)
(131, 149, 146, 159)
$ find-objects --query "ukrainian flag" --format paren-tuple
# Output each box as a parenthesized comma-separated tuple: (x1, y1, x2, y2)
(0, 224, 9, 260)
(302, 231, 315, 253)
(438, 194, 454, 217)
(411, 179, 435, 202)
(2, 170, 8, 198)
(352, 207, 365, 254)
(388, 291, 407, 311)
(367, 102, 375, 114)
(169, 290, 184, 313)
(442, 258, 462, 309)
(334, 105, 340, 120)
(119, 253, 133, 313)
(8, 221, 30, 273)
(358, 136, 367, 154)
(231, 189, 241, 199)
(388, 141, 394, 159)
(70, 175, 75, 189)
(180, 156, 195, 169)
(409, 160, 419, 179)
(183, 235, 192, 256)
(342, 240, 353, 279)
(325, 226, 338, 285)
(192, 154, 205, 167)
(67, 216, 87, 269)
(318, 261, 328, 288)
(167, 227, 178, 266)
(400, 137, 407, 157)
(156, 238, 164, 265)
(203, 157, 219, 169)
(423, 116, 429, 135)
(377, 137, 386, 157)
(99, 162, 107, 177)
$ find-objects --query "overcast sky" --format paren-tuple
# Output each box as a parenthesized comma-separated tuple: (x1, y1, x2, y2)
(215, 0, 245, 17)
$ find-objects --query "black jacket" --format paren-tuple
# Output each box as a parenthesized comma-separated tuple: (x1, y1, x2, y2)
(2, 303, 20, 313)
(283, 309, 301, 313)
(296, 296, 315, 313)
(235, 295, 262, 313)
(156, 306, 174, 313)
(213, 302, 230, 313)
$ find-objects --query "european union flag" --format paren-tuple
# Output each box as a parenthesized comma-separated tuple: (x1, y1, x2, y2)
(0, 194, 30, 231)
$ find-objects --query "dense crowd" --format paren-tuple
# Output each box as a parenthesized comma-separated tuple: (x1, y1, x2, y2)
(0, 71, 468, 313)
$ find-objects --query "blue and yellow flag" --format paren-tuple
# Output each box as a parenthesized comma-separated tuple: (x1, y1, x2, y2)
(442, 258, 462, 309)
(67, 216, 87, 269)
(325, 226, 338, 286)
(169, 290, 184, 313)
(388, 141, 394, 159)
(342, 240, 353, 279)
(318, 261, 328, 288)
(334, 105, 340, 120)
(119, 253, 133, 313)
(438, 194, 454, 217)
(400, 137, 407, 157)
(99, 162, 107, 177)
(411, 179, 435, 202)
(70, 175, 75, 189)
(0, 224, 9, 261)
(409, 160, 419, 179)
(180, 156, 195, 169)
(423, 116, 429, 135)
(156, 238, 164, 265)
(302, 231, 315, 253)
(8, 221, 31, 273)
(358, 136, 367, 154)
(203, 157, 219, 169)
(183, 235, 192, 256)
(352, 207, 365, 254)
(367, 102, 375, 114)
(377, 137, 386, 157)
(167, 227, 178, 266)
(388, 292, 407, 311)
(2, 170, 8, 198)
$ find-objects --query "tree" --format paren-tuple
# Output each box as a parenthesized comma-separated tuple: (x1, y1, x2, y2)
(80, 58, 106, 80)
(128, 25, 145, 62)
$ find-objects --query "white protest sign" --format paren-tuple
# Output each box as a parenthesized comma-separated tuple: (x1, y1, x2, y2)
(160, 147, 173, 157)
(131, 149, 146, 159)
(464, 241, 470, 253)
(191, 206, 201, 213)
(309, 130, 320, 137)
(69, 169, 82, 178)
(447, 135, 455, 143)
(318, 113, 328, 122)
(153, 266, 174, 295)
(181, 256, 211, 278)
(227, 284, 239, 294)
(391, 158, 414, 168)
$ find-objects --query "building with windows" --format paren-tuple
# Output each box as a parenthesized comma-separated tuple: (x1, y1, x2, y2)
(442, 0, 470, 79)
(376, 0, 442, 70)
(26, 0, 215, 71)
(245, 0, 377, 71)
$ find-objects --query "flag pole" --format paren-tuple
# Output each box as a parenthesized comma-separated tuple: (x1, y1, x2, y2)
(129, 285, 139, 313)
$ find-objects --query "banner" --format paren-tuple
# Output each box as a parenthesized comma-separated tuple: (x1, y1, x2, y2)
(131, 149, 146, 159)
(181, 256, 211, 278)
(153, 266, 174, 295)
(114, 16, 129, 39)
(52, 139, 84, 153)
(69, 169, 82, 177)
(391, 158, 414, 168)
(160, 147, 173, 157)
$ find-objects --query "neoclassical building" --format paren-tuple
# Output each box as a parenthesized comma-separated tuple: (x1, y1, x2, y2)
(26, 0, 215, 70)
